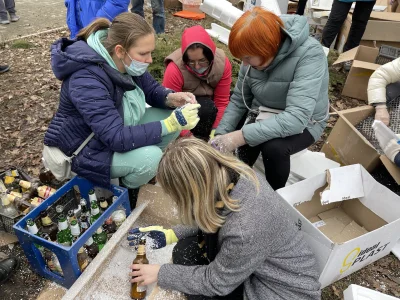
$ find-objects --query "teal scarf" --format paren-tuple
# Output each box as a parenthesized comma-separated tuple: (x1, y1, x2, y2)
(87, 30, 146, 126)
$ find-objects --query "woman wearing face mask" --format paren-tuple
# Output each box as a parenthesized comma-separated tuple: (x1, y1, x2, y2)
(163, 25, 232, 141)
(210, 8, 329, 190)
(44, 13, 200, 208)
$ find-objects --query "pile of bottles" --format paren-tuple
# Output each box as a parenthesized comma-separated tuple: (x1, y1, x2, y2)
(26, 189, 127, 275)
(0, 169, 58, 219)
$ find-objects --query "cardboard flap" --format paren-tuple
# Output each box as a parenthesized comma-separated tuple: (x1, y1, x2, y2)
(333, 47, 359, 65)
(352, 60, 380, 72)
(369, 11, 400, 21)
(380, 155, 400, 184)
(321, 165, 365, 205)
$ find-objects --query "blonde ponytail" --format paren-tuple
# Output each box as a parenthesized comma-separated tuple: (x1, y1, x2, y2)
(76, 18, 111, 41)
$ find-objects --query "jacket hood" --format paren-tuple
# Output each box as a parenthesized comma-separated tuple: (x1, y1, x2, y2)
(181, 25, 216, 56)
(266, 15, 309, 70)
(50, 38, 135, 90)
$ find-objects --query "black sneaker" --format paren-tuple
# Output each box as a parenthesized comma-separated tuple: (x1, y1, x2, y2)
(0, 257, 19, 284)
(0, 65, 10, 73)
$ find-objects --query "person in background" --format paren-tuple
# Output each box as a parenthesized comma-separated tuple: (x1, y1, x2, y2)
(368, 57, 400, 166)
(163, 25, 232, 140)
(0, 0, 19, 24)
(44, 13, 200, 208)
(65, 0, 130, 39)
(131, 0, 165, 34)
(128, 138, 321, 300)
(210, 8, 329, 190)
(321, 0, 376, 70)
(296, 0, 308, 15)
(0, 64, 10, 73)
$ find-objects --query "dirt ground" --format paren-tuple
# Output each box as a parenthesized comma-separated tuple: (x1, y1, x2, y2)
(0, 0, 66, 42)
(0, 7, 399, 300)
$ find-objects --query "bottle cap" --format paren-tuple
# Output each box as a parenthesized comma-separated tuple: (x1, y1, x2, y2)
(85, 237, 94, 246)
(96, 228, 103, 234)
(56, 205, 64, 213)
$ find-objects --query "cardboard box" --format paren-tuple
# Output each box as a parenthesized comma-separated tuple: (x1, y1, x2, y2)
(336, 12, 400, 53)
(277, 164, 400, 288)
(333, 46, 381, 101)
(321, 105, 400, 184)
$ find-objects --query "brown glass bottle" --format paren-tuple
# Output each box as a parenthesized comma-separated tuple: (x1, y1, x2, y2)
(130, 238, 148, 300)
(40, 211, 58, 241)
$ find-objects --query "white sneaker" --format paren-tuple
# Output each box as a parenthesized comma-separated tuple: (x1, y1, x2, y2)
(10, 14, 20, 22)
(0, 19, 10, 25)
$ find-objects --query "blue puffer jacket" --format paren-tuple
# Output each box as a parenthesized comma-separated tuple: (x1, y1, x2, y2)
(44, 38, 172, 187)
(65, 0, 130, 38)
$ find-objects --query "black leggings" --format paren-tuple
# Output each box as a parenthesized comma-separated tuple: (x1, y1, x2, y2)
(191, 97, 218, 141)
(321, 0, 376, 52)
(237, 129, 315, 190)
(172, 236, 244, 300)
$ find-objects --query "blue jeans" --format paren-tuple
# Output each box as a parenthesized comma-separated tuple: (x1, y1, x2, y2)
(130, 0, 165, 34)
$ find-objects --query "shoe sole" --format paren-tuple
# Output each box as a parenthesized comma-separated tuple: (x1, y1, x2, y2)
(0, 258, 20, 284)
(0, 22, 10, 25)
(0, 67, 10, 74)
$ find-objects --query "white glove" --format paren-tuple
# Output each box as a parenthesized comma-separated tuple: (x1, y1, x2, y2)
(375, 104, 390, 126)
(383, 139, 400, 163)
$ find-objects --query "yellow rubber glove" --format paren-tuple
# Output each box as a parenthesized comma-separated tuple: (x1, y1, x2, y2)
(209, 129, 216, 140)
(127, 226, 178, 249)
(163, 103, 201, 133)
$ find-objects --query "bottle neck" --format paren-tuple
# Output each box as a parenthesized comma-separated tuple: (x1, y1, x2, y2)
(19, 180, 31, 189)
(28, 223, 39, 234)
(137, 244, 146, 256)
(85, 237, 94, 246)
(41, 216, 53, 226)
(91, 207, 100, 215)
(70, 224, 81, 236)
(58, 220, 68, 231)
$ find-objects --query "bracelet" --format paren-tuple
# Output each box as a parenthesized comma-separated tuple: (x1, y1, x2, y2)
(174, 107, 187, 126)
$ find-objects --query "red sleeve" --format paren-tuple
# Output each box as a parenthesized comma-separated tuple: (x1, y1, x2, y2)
(212, 57, 232, 128)
(162, 62, 184, 92)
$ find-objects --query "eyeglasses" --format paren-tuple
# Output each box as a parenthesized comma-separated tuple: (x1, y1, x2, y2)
(187, 59, 210, 67)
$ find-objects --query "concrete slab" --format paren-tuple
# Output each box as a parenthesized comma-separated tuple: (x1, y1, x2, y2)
(0, 0, 66, 42)
(36, 280, 66, 300)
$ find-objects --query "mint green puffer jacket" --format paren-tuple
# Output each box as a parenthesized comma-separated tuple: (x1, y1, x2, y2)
(216, 15, 329, 146)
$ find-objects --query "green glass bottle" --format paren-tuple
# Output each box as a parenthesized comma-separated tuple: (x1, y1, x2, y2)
(89, 201, 101, 225)
(93, 227, 107, 251)
(56, 214, 73, 247)
(26, 218, 44, 254)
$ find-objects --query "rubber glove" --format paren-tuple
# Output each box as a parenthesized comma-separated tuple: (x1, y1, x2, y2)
(166, 92, 197, 108)
(163, 103, 201, 133)
(209, 129, 216, 140)
(375, 104, 390, 126)
(127, 226, 178, 249)
(209, 130, 246, 153)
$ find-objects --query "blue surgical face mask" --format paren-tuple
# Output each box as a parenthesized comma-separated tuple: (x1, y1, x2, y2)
(122, 52, 149, 76)
(191, 66, 208, 74)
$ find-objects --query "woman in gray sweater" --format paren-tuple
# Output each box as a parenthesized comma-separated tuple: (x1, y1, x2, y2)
(129, 138, 321, 300)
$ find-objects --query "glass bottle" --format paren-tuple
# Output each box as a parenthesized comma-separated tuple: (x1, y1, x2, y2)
(85, 237, 99, 259)
(89, 201, 101, 225)
(79, 215, 90, 234)
(111, 196, 126, 228)
(130, 238, 148, 300)
(39, 210, 58, 241)
(93, 227, 107, 251)
(0, 195, 19, 218)
(77, 247, 89, 272)
(56, 214, 73, 247)
(88, 189, 97, 204)
(70, 219, 81, 243)
(99, 197, 108, 213)
(80, 198, 89, 217)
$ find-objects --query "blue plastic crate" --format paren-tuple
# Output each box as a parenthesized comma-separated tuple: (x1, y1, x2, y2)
(13, 176, 130, 288)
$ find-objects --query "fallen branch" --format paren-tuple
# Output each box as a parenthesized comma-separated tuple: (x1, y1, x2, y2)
(4, 26, 68, 43)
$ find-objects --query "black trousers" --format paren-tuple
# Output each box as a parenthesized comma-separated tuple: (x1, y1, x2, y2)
(321, 0, 376, 52)
(172, 236, 244, 300)
(296, 0, 308, 15)
(191, 97, 218, 141)
(237, 129, 315, 190)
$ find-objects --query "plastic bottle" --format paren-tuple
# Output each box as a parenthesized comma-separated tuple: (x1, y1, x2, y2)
(372, 120, 399, 149)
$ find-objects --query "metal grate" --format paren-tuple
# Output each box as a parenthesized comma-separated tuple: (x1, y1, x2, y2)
(355, 98, 400, 154)
(375, 45, 400, 65)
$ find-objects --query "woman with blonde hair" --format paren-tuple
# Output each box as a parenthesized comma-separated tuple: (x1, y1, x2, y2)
(128, 138, 321, 300)
(210, 7, 329, 190)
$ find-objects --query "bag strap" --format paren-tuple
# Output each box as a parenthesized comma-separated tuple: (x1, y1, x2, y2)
(72, 132, 95, 157)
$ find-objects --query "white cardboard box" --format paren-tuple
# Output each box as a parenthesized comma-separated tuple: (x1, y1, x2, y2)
(343, 284, 399, 300)
(277, 164, 400, 288)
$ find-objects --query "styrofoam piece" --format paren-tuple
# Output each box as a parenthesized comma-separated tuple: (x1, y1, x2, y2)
(392, 241, 400, 260)
(205, 23, 230, 45)
(290, 150, 340, 180)
(201, 0, 243, 28)
(62, 202, 148, 300)
(343, 284, 399, 300)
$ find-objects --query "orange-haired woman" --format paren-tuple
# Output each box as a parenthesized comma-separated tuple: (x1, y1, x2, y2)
(211, 8, 329, 190)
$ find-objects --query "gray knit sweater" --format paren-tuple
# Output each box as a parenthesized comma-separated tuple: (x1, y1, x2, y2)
(158, 173, 321, 300)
